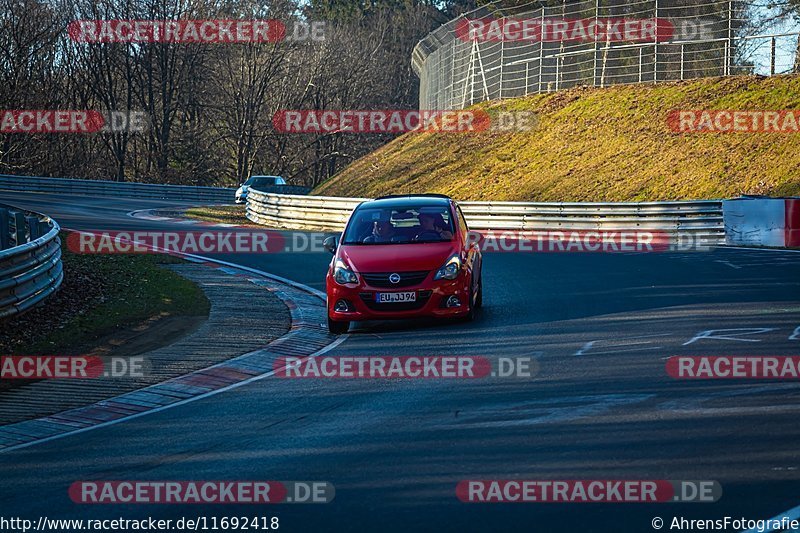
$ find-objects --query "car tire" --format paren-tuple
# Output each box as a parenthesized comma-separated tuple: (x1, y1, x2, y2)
(475, 274, 483, 309)
(328, 316, 350, 335)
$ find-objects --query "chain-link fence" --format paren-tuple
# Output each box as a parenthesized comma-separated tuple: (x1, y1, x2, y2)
(412, 0, 800, 110)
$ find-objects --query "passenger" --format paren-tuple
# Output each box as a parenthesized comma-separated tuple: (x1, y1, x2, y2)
(416, 212, 453, 240)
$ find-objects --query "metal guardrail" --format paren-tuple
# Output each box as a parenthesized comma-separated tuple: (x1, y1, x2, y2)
(246, 189, 725, 244)
(0, 175, 312, 203)
(0, 175, 236, 203)
(247, 190, 366, 231)
(0, 204, 63, 319)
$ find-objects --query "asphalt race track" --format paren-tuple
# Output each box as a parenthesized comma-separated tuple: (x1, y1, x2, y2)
(1, 191, 799, 533)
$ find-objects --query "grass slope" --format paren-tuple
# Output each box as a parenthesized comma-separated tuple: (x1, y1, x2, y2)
(0, 236, 210, 355)
(313, 75, 800, 201)
(184, 205, 249, 225)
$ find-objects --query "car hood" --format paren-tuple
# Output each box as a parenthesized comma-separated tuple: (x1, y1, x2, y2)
(339, 242, 457, 273)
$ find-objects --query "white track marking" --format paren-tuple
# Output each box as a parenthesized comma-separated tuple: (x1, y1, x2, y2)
(683, 328, 777, 346)
(715, 260, 742, 269)
(726, 246, 800, 254)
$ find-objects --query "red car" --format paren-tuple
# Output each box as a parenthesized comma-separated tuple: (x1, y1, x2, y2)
(323, 194, 483, 334)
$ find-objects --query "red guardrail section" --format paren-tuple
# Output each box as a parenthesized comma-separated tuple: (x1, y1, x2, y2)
(786, 199, 800, 247)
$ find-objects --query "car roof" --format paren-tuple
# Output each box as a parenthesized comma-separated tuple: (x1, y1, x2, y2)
(359, 195, 452, 209)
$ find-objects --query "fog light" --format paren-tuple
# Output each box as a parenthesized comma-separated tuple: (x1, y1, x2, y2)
(334, 299, 352, 312)
(446, 295, 461, 308)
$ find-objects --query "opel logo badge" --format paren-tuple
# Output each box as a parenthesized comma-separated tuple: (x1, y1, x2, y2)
(389, 273, 401, 284)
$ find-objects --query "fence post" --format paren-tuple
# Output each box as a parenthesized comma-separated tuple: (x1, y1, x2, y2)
(771, 36, 776, 75)
(499, 38, 504, 99)
(593, 0, 599, 87)
(638, 47, 643, 83)
(525, 62, 530, 96)
(451, 38, 456, 109)
(12, 211, 26, 246)
(555, 57, 560, 91)
(680, 43, 685, 80)
(653, 0, 659, 82)
(469, 40, 476, 106)
(0, 208, 9, 250)
(727, 0, 733, 76)
(537, 40, 544, 93)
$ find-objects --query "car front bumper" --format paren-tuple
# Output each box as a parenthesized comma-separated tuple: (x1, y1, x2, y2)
(326, 276, 471, 321)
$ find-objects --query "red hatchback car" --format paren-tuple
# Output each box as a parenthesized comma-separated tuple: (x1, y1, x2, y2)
(323, 194, 483, 334)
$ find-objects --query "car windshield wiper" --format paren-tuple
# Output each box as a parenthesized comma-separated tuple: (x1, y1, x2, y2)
(342, 241, 397, 245)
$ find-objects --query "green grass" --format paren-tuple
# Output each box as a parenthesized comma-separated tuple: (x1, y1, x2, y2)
(1, 235, 210, 355)
(184, 205, 249, 225)
(313, 75, 800, 201)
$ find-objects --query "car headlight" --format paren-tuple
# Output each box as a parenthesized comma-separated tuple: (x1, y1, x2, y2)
(333, 260, 358, 285)
(434, 255, 461, 280)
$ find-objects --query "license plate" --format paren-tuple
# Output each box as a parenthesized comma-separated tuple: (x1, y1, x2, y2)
(375, 291, 416, 303)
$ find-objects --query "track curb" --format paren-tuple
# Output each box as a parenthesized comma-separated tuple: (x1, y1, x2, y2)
(0, 256, 344, 453)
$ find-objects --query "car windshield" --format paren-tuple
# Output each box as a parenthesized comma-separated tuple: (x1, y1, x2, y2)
(245, 176, 283, 187)
(342, 205, 454, 245)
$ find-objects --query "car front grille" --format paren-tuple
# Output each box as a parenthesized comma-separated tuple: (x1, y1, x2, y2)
(360, 271, 430, 288)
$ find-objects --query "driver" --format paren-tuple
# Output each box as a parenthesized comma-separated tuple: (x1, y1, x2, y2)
(363, 218, 396, 243)
(416, 212, 453, 240)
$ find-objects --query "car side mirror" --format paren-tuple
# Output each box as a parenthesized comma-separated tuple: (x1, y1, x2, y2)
(323, 235, 338, 254)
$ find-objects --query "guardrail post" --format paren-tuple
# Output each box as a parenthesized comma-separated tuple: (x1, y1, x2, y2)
(27, 216, 41, 240)
(12, 211, 26, 246)
(0, 208, 9, 250)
